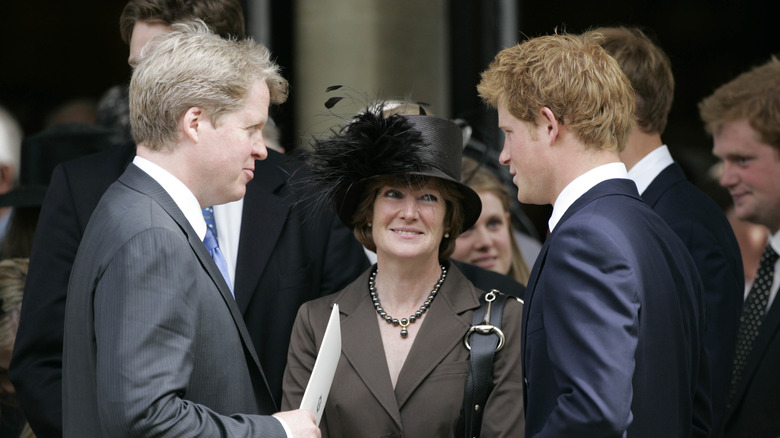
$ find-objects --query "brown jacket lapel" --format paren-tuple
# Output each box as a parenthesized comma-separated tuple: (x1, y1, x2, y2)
(338, 269, 403, 426)
(394, 266, 480, 408)
(337, 265, 481, 423)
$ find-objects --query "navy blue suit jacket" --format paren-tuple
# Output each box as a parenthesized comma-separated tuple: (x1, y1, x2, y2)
(642, 162, 744, 435)
(522, 178, 709, 438)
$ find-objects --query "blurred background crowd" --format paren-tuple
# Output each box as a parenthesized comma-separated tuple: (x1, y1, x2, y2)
(1, 1, 776, 242)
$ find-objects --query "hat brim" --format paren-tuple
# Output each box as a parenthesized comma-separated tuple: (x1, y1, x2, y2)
(336, 169, 482, 233)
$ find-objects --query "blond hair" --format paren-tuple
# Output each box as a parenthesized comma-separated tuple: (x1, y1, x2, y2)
(478, 32, 636, 152)
(129, 20, 288, 151)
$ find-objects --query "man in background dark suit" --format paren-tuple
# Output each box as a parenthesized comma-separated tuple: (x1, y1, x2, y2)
(595, 26, 744, 435)
(10, 1, 367, 436)
(478, 32, 709, 437)
(61, 21, 319, 437)
(701, 57, 780, 438)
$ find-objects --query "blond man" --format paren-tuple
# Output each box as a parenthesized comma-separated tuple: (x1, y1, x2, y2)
(479, 33, 709, 437)
(62, 22, 318, 438)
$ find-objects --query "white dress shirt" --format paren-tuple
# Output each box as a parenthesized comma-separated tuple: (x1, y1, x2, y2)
(549, 162, 630, 233)
(133, 156, 206, 239)
(213, 200, 243, 289)
(626, 145, 675, 195)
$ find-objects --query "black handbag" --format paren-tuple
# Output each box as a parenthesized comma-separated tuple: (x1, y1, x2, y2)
(460, 289, 511, 438)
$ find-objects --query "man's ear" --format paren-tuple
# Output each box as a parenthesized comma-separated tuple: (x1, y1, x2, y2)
(540, 107, 559, 144)
(181, 107, 205, 143)
(0, 164, 14, 193)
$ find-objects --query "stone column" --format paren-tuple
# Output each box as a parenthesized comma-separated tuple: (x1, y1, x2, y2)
(295, 0, 450, 143)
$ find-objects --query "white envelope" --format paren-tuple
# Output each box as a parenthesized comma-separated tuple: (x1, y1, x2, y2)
(300, 303, 341, 426)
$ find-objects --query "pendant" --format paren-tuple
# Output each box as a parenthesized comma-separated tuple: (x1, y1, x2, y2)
(400, 318, 410, 338)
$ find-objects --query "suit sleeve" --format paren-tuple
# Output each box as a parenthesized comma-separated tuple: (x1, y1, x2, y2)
(94, 228, 285, 437)
(535, 224, 639, 437)
(10, 164, 78, 437)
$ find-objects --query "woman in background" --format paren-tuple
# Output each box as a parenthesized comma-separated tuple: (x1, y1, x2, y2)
(453, 157, 531, 284)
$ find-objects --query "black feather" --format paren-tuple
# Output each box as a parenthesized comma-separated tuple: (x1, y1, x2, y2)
(324, 96, 343, 109)
(304, 108, 439, 214)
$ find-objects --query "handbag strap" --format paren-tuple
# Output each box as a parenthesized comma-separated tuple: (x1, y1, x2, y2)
(461, 289, 509, 438)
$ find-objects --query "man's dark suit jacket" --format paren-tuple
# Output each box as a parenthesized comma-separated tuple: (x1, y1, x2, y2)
(63, 165, 285, 436)
(522, 179, 710, 438)
(722, 245, 780, 438)
(642, 162, 744, 435)
(10, 142, 369, 436)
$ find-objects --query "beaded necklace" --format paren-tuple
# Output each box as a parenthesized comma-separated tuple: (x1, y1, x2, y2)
(369, 264, 447, 338)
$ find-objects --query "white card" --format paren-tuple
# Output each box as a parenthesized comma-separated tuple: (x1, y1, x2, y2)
(299, 303, 341, 426)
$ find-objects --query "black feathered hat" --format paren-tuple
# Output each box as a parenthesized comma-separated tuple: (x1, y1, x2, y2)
(307, 111, 482, 231)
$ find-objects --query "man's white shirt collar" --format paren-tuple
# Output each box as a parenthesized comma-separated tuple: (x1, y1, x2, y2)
(548, 162, 629, 232)
(627, 145, 675, 195)
(132, 156, 207, 241)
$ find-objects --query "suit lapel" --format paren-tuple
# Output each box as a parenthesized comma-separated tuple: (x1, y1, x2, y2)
(338, 270, 405, 427)
(521, 238, 550, 392)
(394, 265, 480, 408)
(234, 157, 290, 313)
(119, 164, 275, 404)
(729, 296, 780, 411)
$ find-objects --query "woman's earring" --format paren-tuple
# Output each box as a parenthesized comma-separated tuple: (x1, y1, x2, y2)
(444, 232, 450, 238)
(368, 222, 372, 228)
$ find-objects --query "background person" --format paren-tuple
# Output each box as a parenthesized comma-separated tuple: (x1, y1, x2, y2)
(61, 22, 316, 437)
(0, 258, 34, 438)
(0, 106, 22, 247)
(453, 156, 530, 284)
(700, 56, 780, 438)
(592, 26, 744, 434)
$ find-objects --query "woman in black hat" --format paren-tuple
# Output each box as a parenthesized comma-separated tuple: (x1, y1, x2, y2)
(281, 109, 524, 437)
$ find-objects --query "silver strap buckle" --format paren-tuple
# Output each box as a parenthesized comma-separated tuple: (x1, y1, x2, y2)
(464, 290, 505, 352)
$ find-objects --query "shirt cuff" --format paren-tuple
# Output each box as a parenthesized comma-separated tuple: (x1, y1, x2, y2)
(275, 415, 293, 438)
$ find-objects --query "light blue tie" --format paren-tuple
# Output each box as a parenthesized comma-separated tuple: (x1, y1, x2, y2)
(202, 209, 233, 297)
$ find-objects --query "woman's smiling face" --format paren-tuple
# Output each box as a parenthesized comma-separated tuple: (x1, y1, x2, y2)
(371, 181, 447, 263)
